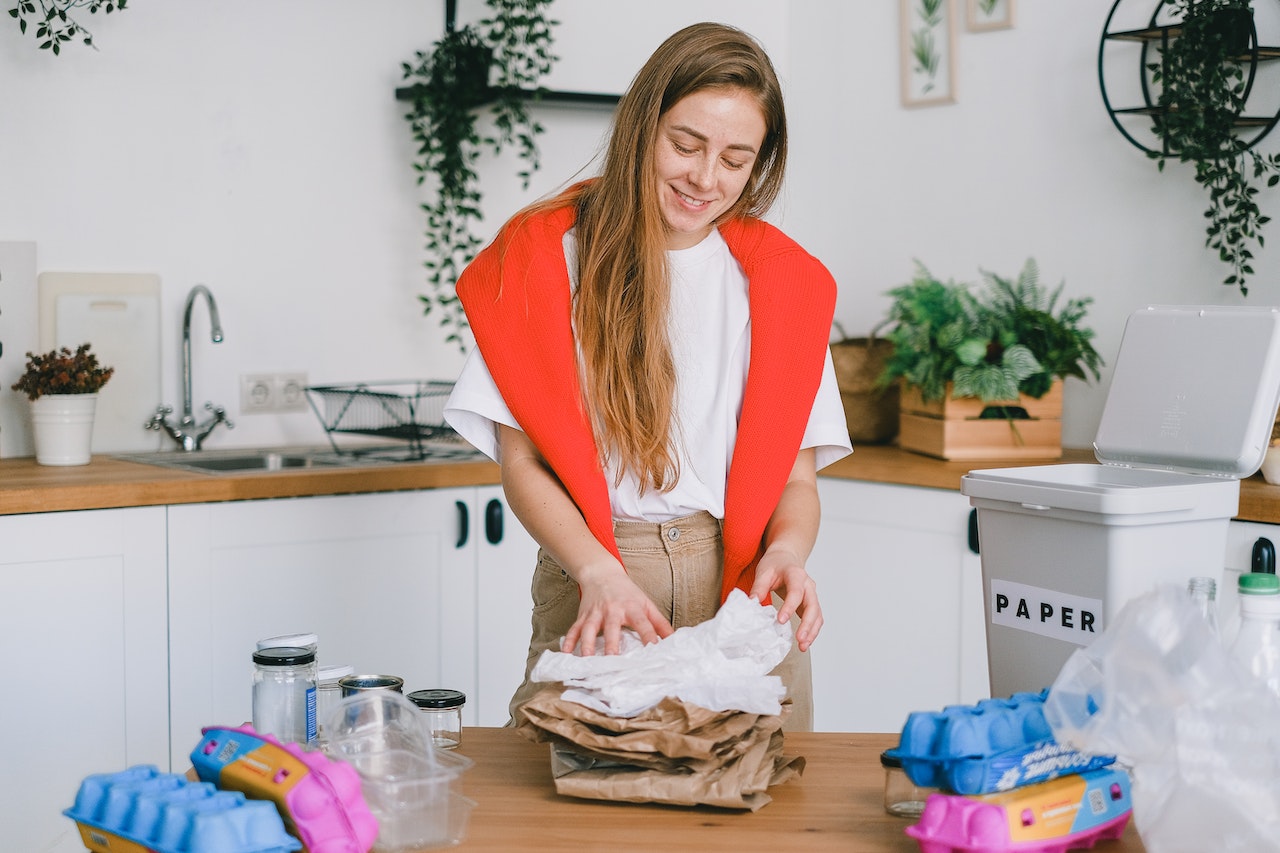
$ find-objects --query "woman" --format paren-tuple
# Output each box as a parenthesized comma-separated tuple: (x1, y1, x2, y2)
(444, 21, 851, 731)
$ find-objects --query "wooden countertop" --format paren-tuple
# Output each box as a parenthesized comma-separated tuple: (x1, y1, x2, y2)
(453, 727, 1147, 851)
(4, 444, 1280, 525)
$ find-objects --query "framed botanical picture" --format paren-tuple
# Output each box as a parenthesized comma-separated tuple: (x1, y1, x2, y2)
(967, 0, 1015, 32)
(900, 0, 956, 108)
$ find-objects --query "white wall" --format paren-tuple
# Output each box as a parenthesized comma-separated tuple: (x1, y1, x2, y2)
(1, 0, 1276, 452)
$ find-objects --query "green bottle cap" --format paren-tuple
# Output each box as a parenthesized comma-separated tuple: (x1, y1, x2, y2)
(1238, 572, 1280, 595)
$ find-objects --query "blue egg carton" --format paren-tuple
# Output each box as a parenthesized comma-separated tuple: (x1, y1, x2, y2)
(885, 689, 1115, 796)
(64, 764, 301, 853)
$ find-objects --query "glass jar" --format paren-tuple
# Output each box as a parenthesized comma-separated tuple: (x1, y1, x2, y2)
(407, 689, 466, 750)
(315, 663, 355, 743)
(880, 750, 934, 818)
(338, 674, 405, 696)
(252, 646, 318, 746)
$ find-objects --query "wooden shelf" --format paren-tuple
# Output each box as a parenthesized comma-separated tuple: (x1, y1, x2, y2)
(395, 84, 618, 108)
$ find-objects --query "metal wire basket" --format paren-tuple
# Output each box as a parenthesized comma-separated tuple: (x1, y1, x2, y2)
(305, 380, 459, 459)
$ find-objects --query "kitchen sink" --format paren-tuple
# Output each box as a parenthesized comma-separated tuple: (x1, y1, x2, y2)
(114, 448, 345, 474)
(113, 441, 484, 474)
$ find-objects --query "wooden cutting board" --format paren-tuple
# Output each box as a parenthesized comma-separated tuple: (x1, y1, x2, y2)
(39, 272, 163, 453)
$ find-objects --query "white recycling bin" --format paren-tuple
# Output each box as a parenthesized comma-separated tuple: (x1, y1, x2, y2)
(962, 306, 1280, 698)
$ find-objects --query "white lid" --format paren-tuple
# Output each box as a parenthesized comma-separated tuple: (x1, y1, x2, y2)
(318, 663, 356, 683)
(256, 632, 319, 651)
(1093, 306, 1280, 479)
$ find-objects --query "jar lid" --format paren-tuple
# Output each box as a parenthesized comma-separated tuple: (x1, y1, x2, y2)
(879, 750, 903, 769)
(1239, 572, 1280, 594)
(256, 632, 319, 651)
(252, 646, 316, 666)
(407, 689, 466, 709)
(318, 664, 355, 683)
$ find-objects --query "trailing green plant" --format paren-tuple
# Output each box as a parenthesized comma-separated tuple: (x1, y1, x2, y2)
(11, 343, 114, 400)
(7, 0, 127, 53)
(876, 259, 1102, 404)
(401, 0, 558, 349)
(1148, 0, 1280, 296)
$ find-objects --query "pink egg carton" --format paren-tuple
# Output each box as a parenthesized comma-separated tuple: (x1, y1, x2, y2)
(905, 766, 1132, 853)
(190, 724, 378, 853)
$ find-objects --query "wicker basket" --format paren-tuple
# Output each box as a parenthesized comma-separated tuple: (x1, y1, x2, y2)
(830, 337, 899, 445)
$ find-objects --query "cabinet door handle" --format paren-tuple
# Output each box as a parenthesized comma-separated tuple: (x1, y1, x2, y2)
(455, 500, 469, 549)
(1252, 537, 1276, 574)
(485, 498, 504, 545)
(968, 509, 980, 555)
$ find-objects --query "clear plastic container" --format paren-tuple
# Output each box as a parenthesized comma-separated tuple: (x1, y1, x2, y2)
(407, 689, 466, 750)
(326, 691, 474, 851)
(1229, 572, 1280, 697)
(880, 750, 935, 818)
(252, 646, 318, 746)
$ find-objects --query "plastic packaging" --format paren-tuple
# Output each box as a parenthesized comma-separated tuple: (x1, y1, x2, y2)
(190, 724, 378, 853)
(64, 765, 300, 853)
(407, 689, 465, 750)
(1044, 583, 1280, 852)
(252, 646, 318, 745)
(1228, 571, 1280, 697)
(325, 690, 474, 851)
(885, 690, 1113, 795)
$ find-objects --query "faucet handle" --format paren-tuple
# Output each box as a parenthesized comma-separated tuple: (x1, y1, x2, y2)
(204, 402, 235, 431)
(145, 405, 173, 430)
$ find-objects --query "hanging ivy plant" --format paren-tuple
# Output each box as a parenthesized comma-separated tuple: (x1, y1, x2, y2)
(401, 0, 558, 349)
(1148, 0, 1280, 296)
(7, 0, 128, 53)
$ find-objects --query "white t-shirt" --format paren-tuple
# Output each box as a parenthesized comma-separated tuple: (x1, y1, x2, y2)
(444, 228, 852, 522)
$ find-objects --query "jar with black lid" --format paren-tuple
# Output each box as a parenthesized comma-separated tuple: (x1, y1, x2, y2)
(406, 689, 466, 750)
(252, 646, 318, 746)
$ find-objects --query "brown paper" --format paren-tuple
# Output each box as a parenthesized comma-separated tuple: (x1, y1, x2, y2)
(515, 686, 805, 810)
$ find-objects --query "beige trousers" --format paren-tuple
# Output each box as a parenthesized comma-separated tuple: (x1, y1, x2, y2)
(507, 510, 814, 732)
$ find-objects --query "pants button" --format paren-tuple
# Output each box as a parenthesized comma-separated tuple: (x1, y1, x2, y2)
(667, 527, 681, 542)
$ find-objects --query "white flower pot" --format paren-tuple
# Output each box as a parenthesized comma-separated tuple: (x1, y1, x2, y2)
(1262, 444, 1280, 485)
(31, 393, 98, 466)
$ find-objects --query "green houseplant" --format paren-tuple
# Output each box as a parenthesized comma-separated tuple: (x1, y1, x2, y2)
(7, 0, 129, 53)
(401, 0, 558, 348)
(876, 259, 1102, 405)
(1148, 0, 1280, 295)
(874, 259, 1101, 460)
(11, 343, 114, 466)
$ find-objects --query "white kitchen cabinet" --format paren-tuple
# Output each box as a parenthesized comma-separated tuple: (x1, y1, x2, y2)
(166, 486, 537, 767)
(808, 478, 990, 732)
(0, 507, 168, 853)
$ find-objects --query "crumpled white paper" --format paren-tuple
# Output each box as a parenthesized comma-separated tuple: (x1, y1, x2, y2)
(529, 589, 793, 718)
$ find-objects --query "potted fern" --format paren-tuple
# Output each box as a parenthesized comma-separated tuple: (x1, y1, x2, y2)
(11, 343, 114, 465)
(875, 259, 1102, 461)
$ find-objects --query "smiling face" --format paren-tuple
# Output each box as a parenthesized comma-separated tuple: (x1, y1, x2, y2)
(653, 87, 768, 250)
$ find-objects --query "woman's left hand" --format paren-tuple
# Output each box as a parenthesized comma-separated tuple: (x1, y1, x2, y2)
(749, 547, 823, 652)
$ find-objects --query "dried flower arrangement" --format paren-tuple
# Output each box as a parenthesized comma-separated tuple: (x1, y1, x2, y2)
(11, 343, 114, 400)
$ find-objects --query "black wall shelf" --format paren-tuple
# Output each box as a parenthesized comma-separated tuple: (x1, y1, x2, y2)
(1098, 1, 1280, 155)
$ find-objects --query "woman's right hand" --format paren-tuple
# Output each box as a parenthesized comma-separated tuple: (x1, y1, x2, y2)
(564, 562, 674, 656)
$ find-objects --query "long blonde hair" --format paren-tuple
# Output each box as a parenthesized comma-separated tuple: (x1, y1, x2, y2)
(533, 23, 787, 491)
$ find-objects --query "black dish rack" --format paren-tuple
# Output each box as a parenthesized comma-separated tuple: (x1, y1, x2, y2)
(305, 380, 463, 460)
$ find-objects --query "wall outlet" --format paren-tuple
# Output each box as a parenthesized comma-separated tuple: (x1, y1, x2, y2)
(239, 372, 309, 414)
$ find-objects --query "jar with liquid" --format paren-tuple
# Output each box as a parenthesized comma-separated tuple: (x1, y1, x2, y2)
(407, 689, 466, 750)
(252, 646, 318, 746)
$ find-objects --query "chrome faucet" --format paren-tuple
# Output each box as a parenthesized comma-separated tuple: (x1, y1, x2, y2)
(146, 284, 234, 451)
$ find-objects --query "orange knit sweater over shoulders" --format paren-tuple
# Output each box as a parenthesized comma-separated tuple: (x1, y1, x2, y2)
(456, 199, 837, 603)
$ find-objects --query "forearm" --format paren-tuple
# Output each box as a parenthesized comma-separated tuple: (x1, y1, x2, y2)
(760, 449, 820, 565)
(497, 424, 624, 585)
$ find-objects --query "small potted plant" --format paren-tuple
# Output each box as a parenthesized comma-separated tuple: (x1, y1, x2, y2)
(11, 343, 114, 465)
(875, 259, 1102, 460)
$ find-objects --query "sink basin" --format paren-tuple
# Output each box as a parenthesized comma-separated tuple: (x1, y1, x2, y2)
(114, 448, 347, 474)
(113, 441, 484, 474)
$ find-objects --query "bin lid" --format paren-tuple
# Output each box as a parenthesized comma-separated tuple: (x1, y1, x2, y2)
(1093, 306, 1280, 479)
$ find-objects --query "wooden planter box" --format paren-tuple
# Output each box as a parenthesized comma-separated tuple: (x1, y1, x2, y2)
(897, 381, 1063, 461)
